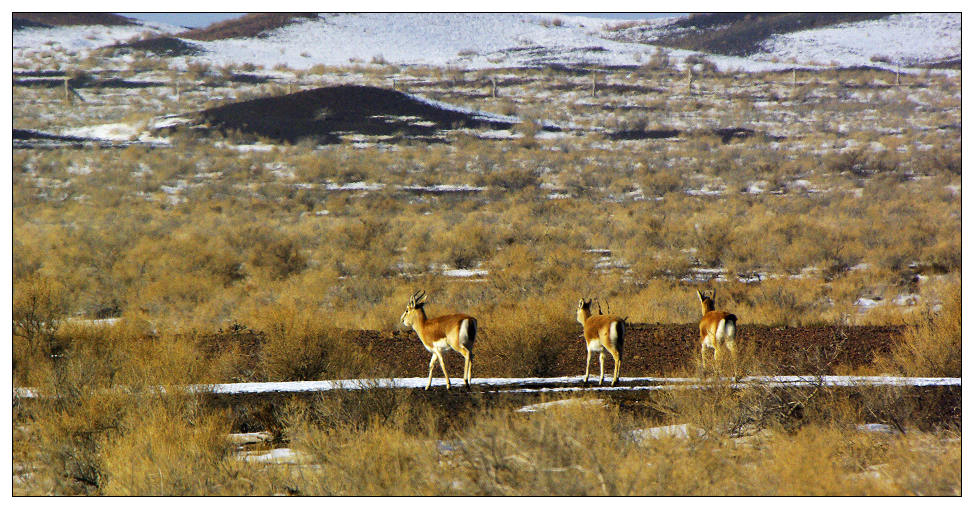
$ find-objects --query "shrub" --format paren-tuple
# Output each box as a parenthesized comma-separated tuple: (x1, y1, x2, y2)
(478, 295, 578, 378)
(99, 397, 232, 495)
(879, 278, 960, 377)
(244, 299, 376, 381)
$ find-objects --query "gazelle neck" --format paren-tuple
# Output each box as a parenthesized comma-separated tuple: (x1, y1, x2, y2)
(412, 306, 429, 329)
(577, 307, 591, 325)
(701, 301, 715, 315)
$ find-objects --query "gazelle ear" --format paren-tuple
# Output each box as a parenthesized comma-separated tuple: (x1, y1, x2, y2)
(711, 289, 716, 303)
(696, 289, 704, 302)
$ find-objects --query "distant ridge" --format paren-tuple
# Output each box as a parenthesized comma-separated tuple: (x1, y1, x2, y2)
(13, 13, 959, 73)
(616, 13, 893, 57)
(13, 12, 136, 29)
(178, 13, 318, 41)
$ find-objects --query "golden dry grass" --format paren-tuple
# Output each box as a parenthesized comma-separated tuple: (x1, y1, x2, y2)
(14, 387, 960, 495)
(13, 55, 960, 496)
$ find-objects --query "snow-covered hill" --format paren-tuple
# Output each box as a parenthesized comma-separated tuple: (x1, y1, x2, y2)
(13, 18, 183, 53)
(751, 13, 961, 68)
(12, 12, 961, 73)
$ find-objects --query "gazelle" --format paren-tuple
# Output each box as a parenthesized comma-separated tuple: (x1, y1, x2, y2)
(696, 289, 739, 379)
(400, 290, 477, 390)
(576, 298, 625, 386)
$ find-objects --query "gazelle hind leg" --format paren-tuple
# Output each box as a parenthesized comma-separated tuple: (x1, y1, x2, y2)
(454, 345, 472, 388)
(465, 351, 473, 386)
(462, 351, 470, 388)
(606, 346, 621, 386)
(700, 342, 708, 377)
(728, 342, 739, 381)
(713, 343, 725, 379)
(599, 351, 605, 385)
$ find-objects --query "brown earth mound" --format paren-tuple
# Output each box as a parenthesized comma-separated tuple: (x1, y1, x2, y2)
(202, 323, 902, 382)
(362, 323, 900, 379)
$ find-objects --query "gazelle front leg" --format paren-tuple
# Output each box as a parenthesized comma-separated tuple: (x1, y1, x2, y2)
(426, 354, 438, 390)
(584, 349, 593, 384)
(435, 351, 451, 390)
(599, 351, 606, 385)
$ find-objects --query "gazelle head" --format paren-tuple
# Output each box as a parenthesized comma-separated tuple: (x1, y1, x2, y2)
(576, 297, 594, 324)
(401, 290, 428, 328)
(697, 289, 716, 315)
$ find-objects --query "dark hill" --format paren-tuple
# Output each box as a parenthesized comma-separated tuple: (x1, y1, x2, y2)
(13, 12, 136, 29)
(195, 85, 520, 144)
(637, 13, 893, 57)
(105, 36, 204, 57)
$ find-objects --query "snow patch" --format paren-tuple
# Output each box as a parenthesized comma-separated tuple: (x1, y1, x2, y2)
(627, 424, 706, 442)
(236, 448, 312, 465)
(516, 398, 607, 413)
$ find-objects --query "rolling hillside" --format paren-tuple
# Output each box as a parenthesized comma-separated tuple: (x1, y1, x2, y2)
(13, 12, 961, 72)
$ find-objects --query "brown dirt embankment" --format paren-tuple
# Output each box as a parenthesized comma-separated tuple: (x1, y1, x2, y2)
(350, 323, 901, 378)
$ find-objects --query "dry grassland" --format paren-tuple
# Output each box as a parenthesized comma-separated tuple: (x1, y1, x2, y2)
(12, 53, 961, 495)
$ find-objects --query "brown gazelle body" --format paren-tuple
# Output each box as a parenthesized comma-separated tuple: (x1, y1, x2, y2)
(400, 290, 477, 390)
(697, 289, 739, 379)
(576, 298, 625, 386)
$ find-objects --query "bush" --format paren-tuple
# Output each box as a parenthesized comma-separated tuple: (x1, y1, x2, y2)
(99, 397, 232, 495)
(879, 278, 960, 377)
(478, 295, 578, 378)
(245, 300, 376, 381)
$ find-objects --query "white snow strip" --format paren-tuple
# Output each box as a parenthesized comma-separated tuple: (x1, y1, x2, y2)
(442, 268, 489, 278)
(401, 184, 486, 193)
(66, 317, 120, 326)
(12, 375, 959, 399)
